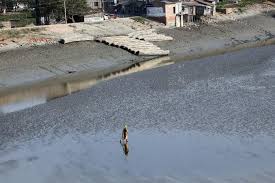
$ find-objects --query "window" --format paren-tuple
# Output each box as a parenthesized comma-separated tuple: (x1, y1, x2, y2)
(173, 7, 176, 14)
(94, 2, 99, 6)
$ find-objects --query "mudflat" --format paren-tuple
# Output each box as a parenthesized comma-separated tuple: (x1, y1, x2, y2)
(0, 41, 151, 88)
(156, 9, 275, 60)
(1, 45, 275, 182)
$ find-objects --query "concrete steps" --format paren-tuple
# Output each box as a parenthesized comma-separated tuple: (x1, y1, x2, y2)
(96, 36, 170, 56)
(128, 29, 173, 42)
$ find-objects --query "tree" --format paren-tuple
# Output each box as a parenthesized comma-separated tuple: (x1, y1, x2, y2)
(0, 0, 7, 13)
(36, 0, 89, 23)
(65, 0, 89, 22)
(1, 0, 16, 11)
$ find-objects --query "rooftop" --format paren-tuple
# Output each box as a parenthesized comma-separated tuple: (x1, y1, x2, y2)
(182, 1, 206, 6)
(195, 0, 214, 6)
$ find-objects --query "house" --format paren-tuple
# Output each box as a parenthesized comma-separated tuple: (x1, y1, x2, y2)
(195, 0, 216, 15)
(147, 0, 216, 26)
(87, 0, 126, 15)
(15, 3, 28, 11)
(180, 1, 204, 23)
(87, 0, 103, 9)
(114, 0, 148, 15)
(147, 0, 181, 26)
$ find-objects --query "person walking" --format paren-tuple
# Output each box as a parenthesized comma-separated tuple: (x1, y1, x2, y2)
(121, 125, 128, 143)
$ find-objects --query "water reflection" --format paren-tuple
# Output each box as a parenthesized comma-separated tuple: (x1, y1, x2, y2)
(0, 97, 46, 114)
(120, 125, 129, 156)
(1, 131, 275, 182)
(121, 142, 129, 156)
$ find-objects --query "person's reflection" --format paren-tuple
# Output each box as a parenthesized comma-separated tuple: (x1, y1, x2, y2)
(123, 143, 129, 156)
(120, 125, 129, 156)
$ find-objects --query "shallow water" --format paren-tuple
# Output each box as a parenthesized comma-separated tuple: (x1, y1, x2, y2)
(0, 45, 275, 182)
(1, 130, 275, 183)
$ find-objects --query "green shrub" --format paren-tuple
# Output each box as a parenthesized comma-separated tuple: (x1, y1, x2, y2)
(131, 16, 146, 24)
(0, 28, 43, 39)
(238, 0, 264, 7)
(0, 11, 35, 27)
(217, 0, 229, 9)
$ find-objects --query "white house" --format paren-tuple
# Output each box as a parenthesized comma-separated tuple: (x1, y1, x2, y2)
(87, 0, 103, 9)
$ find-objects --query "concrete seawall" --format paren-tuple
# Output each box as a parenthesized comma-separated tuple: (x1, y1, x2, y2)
(1, 36, 275, 112)
(0, 56, 172, 112)
(172, 37, 275, 62)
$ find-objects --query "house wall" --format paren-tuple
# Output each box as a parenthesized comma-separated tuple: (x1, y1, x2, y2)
(164, 4, 176, 26)
(1, 21, 11, 28)
(87, 0, 102, 9)
(175, 2, 182, 14)
(148, 2, 178, 26)
(182, 6, 196, 15)
(147, 7, 165, 17)
(204, 6, 212, 15)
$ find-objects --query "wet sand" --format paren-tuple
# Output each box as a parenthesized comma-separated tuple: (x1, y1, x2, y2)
(0, 41, 151, 88)
(0, 45, 275, 182)
(156, 10, 275, 60)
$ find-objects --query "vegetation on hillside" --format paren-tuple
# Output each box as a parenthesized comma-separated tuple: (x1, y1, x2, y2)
(37, 0, 90, 23)
(131, 16, 146, 24)
(0, 11, 35, 27)
(238, 0, 264, 8)
(0, 27, 42, 39)
(0, 0, 90, 26)
(217, 0, 265, 10)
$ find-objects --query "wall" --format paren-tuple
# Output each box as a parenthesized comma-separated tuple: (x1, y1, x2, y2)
(216, 7, 237, 14)
(182, 6, 196, 15)
(204, 7, 212, 15)
(84, 16, 104, 23)
(0, 21, 11, 28)
(164, 4, 176, 26)
(87, 0, 103, 9)
(150, 1, 182, 26)
(147, 7, 165, 17)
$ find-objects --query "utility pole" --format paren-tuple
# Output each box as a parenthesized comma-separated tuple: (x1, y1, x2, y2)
(64, 0, 67, 24)
(102, 0, 104, 15)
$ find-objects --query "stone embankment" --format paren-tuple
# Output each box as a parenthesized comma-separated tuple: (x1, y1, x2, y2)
(0, 18, 163, 52)
(128, 29, 173, 41)
(0, 19, 172, 92)
(96, 29, 172, 56)
(96, 36, 170, 56)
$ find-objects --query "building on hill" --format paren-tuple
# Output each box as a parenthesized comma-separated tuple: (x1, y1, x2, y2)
(87, 0, 103, 9)
(147, 0, 216, 27)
